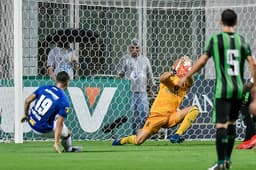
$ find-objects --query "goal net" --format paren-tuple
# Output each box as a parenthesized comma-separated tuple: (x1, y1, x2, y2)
(0, 0, 15, 142)
(1, 0, 256, 142)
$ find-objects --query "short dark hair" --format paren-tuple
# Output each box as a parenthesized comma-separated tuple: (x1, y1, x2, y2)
(221, 9, 237, 27)
(56, 71, 70, 84)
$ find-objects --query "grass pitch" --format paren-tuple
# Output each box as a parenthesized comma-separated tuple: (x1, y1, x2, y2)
(0, 140, 255, 170)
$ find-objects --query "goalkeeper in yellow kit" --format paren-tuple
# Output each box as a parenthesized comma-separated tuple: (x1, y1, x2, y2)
(112, 56, 199, 145)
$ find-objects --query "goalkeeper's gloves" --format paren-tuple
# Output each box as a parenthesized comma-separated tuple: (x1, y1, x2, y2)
(170, 68, 177, 76)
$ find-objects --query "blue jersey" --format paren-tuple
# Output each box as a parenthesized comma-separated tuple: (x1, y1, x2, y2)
(27, 85, 70, 133)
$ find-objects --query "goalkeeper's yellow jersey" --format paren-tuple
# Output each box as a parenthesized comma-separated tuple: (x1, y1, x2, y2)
(150, 75, 191, 114)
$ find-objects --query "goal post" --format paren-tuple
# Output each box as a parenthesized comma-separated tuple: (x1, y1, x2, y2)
(14, 0, 23, 143)
(1, 0, 256, 142)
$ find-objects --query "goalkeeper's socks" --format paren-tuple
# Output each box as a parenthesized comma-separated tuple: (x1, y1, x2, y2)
(176, 106, 199, 135)
(120, 135, 136, 144)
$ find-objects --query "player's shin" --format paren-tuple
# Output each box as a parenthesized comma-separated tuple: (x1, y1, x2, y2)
(61, 135, 72, 152)
(176, 106, 199, 135)
(226, 124, 236, 161)
(216, 127, 227, 164)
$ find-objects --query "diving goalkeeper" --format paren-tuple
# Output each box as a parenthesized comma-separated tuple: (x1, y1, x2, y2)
(112, 56, 199, 145)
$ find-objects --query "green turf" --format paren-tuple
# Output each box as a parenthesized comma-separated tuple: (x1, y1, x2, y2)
(0, 140, 255, 170)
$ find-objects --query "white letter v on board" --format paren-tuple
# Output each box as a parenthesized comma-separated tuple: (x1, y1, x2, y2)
(68, 87, 117, 133)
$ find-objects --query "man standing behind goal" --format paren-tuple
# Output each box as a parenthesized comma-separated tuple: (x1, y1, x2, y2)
(117, 38, 155, 134)
(178, 9, 256, 170)
(47, 42, 79, 81)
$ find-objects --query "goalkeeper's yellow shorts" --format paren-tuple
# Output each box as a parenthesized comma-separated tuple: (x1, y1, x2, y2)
(142, 112, 182, 134)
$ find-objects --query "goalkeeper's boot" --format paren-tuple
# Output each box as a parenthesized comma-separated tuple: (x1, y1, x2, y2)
(169, 134, 185, 144)
(224, 160, 231, 169)
(208, 163, 226, 170)
(112, 139, 122, 146)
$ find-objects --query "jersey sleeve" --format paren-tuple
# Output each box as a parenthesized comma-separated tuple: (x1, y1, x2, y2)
(33, 86, 46, 97)
(57, 97, 70, 118)
(244, 37, 252, 57)
(203, 35, 214, 57)
(163, 75, 176, 87)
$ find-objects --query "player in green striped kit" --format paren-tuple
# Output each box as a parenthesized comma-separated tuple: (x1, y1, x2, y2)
(178, 9, 256, 170)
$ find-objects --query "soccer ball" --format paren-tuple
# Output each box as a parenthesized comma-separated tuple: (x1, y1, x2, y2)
(174, 56, 192, 77)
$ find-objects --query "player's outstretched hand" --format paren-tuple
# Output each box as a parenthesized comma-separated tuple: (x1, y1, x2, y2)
(53, 143, 62, 154)
(21, 116, 28, 123)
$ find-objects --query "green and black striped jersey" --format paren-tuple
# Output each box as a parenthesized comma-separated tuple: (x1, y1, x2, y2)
(203, 32, 251, 99)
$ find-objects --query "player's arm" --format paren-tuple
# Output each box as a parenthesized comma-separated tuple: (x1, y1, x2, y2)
(116, 56, 127, 78)
(21, 93, 36, 123)
(146, 58, 155, 97)
(245, 78, 254, 91)
(159, 72, 175, 86)
(247, 56, 256, 86)
(70, 52, 79, 79)
(185, 76, 194, 88)
(73, 59, 80, 79)
(247, 55, 256, 116)
(185, 54, 208, 79)
(48, 66, 56, 81)
(73, 62, 80, 80)
(54, 115, 64, 154)
(178, 54, 209, 87)
(72, 57, 79, 67)
(47, 49, 56, 81)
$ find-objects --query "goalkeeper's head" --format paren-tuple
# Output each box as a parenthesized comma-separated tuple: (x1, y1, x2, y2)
(56, 71, 70, 89)
(172, 56, 192, 77)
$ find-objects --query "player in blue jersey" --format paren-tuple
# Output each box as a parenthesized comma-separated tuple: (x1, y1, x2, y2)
(21, 71, 81, 153)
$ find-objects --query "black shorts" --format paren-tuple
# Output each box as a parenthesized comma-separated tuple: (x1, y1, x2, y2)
(214, 98, 242, 123)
